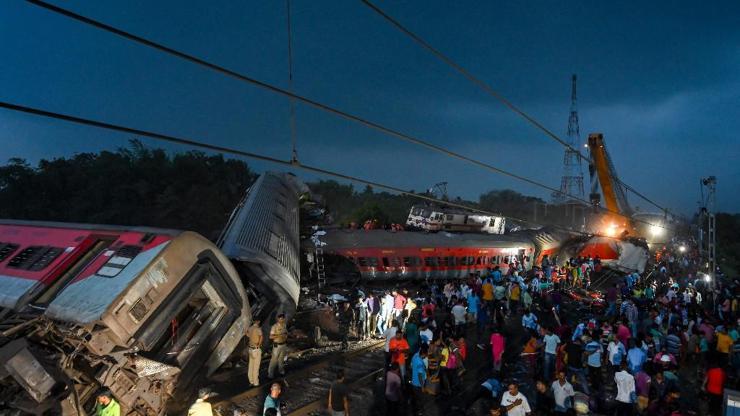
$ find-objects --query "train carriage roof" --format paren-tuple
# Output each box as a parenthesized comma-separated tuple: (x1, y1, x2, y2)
(0, 219, 182, 323)
(318, 229, 534, 250)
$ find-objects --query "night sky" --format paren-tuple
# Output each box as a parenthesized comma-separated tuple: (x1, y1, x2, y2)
(2, 1, 739, 214)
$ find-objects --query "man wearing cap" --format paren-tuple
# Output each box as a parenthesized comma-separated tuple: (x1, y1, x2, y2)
(95, 389, 120, 416)
(268, 314, 289, 378)
(247, 318, 264, 386)
(188, 388, 214, 416)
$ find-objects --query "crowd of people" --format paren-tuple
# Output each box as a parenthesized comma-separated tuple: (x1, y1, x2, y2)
(182, 242, 738, 416)
(359, 244, 737, 415)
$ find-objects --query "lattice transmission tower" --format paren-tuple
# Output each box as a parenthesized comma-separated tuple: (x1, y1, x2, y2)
(553, 74, 585, 203)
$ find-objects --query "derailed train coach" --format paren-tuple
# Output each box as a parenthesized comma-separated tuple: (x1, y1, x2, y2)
(0, 220, 250, 415)
(218, 172, 307, 321)
(314, 226, 648, 281)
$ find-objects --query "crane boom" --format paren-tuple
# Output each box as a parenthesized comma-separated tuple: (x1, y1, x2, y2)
(587, 133, 632, 215)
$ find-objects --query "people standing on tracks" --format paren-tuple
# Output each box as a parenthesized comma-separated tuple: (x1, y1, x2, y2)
(328, 369, 350, 416)
(338, 301, 355, 351)
(404, 316, 420, 354)
(551, 370, 575, 413)
(391, 290, 406, 324)
(95, 389, 121, 416)
(384, 320, 399, 368)
(467, 290, 480, 324)
(521, 308, 538, 332)
(263, 383, 283, 416)
(267, 314, 288, 379)
(356, 296, 369, 341)
(389, 330, 410, 380)
(490, 326, 505, 374)
(614, 361, 636, 416)
(385, 362, 403, 416)
(481, 278, 495, 310)
(410, 347, 428, 416)
(367, 292, 379, 338)
(247, 318, 264, 386)
(379, 291, 393, 334)
(451, 299, 467, 336)
(500, 383, 531, 416)
(542, 327, 560, 381)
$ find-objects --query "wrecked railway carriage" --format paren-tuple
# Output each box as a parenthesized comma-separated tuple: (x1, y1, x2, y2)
(0, 172, 306, 415)
(0, 222, 250, 414)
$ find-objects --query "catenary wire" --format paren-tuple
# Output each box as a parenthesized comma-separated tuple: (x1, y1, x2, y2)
(22, 0, 669, 230)
(285, 0, 298, 162)
(0, 100, 667, 235)
(0, 100, 556, 232)
(359, 0, 668, 214)
(24, 1, 586, 205)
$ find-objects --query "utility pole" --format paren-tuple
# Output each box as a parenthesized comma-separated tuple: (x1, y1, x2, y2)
(699, 176, 717, 285)
(553, 74, 585, 203)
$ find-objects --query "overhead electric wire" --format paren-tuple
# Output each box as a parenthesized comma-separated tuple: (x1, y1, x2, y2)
(285, 0, 298, 162)
(23, 0, 668, 230)
(23, 1, 577, 202)
(359, 0, 668, 214)
(0, 100, 541, 230)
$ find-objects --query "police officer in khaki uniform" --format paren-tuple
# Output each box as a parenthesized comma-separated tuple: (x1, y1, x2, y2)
(267, 314, 288, 378)
(247, 318, 263, 386)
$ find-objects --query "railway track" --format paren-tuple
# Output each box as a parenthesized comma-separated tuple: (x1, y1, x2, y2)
(215, 340, 385, 415)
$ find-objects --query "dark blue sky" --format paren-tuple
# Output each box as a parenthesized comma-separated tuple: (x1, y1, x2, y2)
(2, 1, 739, 214)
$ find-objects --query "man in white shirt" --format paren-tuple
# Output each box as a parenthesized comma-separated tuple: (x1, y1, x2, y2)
(551, 371, 575, 413)
(451, 300, 467, 333)
(383, 321, 399, 368)
(543, 328, 560, 380)
(614, 362, 635, 415)
(500, 383, 531, 416)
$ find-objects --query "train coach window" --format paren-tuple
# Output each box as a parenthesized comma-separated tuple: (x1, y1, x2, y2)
(382, 257, 401, 267)
(476, 256, 484, 265)
(445, 256, 457, 266)
(424, 257, 438, 267)
(502, 255, 510, 264)
(446, 215, 453, 221)
(403, 257, 421, 267)
(458, 256, 475, 266)
(358, 257, 378, 267)
(493, 256, 501, 264)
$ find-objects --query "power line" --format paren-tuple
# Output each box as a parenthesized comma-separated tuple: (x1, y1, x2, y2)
(22, 0, 668, 230)
(23, 1, 578, 202)
(0, 100, 540, 229)
(285, 0, 298, 163)
(359, 0, 668, 214)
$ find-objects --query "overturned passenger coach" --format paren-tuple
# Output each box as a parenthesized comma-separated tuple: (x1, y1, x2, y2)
(0, 221, 251, 415)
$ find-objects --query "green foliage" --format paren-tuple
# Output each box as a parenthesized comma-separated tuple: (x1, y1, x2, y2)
(0, 140, 256, 240)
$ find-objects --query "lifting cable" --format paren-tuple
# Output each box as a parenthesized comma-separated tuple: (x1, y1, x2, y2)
(359, 0, 668, 214)
(22, 0, 668, 230)
(285, 0, 298, 163)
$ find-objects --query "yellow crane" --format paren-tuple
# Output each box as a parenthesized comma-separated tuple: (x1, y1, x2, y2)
(587, 133, 635, 237)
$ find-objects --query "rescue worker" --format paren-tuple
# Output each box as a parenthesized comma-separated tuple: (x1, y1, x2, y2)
(338, 301, 355, 351)
(267, 314, 288, 379)
(247, 318, 264, 386)
(187, 388, 214, 416)
(95, 389, 120, 416)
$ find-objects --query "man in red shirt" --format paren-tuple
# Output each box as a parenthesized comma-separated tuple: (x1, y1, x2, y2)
(392, 290, 407, 324)
(704, 360, 726, 414)
(389, 331, 410, 380)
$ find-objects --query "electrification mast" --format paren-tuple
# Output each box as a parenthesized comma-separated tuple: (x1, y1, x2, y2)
(553, 74, 585, 203)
